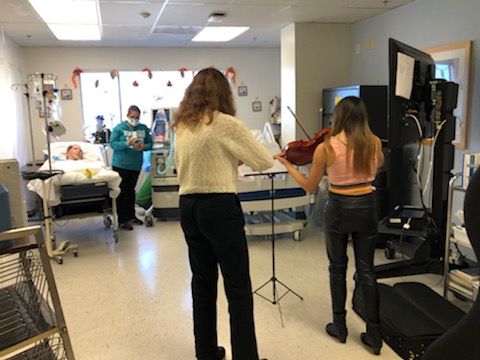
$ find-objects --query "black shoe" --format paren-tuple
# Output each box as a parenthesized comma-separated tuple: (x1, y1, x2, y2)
(326, 311, 348, 343)
(130, 217, 144, 225)
(199, 346, 225, 360)
(119, 222, 133, 230)
(326, 322, 348, 343)
(361, 322, 382, 355)
(215, 347, 225, 360)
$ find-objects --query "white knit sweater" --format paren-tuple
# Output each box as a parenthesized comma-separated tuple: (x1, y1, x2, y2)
(174, 112, 274, 195)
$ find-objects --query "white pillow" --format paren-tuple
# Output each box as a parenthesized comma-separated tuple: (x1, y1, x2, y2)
(46, 142, 105, 162)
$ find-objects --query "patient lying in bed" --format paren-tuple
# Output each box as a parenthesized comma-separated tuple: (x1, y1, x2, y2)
(66, 144, 84, 160)
(27, 142, 122, 206)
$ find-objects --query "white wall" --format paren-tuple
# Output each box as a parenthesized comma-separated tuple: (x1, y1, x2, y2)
(280, 23, 351, 147)
(0, 36, 28, 164)
(22, 47, 280, 161)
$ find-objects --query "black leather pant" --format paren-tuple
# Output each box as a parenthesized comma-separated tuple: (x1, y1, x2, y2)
(324, 191, 380, 323)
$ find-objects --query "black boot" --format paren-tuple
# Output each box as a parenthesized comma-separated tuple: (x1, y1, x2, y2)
(326, 311, 348, 343)
(361, 322, 382, 355)
(198, 346, 225, 360)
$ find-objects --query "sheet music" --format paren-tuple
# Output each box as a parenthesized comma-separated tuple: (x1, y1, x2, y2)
(237, 139, 288, 177)
(238, 158, 287, 177)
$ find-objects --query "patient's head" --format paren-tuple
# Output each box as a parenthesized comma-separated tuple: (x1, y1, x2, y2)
(66, 144, 84, 160)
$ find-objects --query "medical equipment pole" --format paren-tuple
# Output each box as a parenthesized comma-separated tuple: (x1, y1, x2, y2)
(41, 73, 53, 173)
(24, 84, 37, 166)
(37, 172, 79, 264)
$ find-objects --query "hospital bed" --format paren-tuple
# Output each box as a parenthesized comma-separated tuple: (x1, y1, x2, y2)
(238, 164, 311, 241)
(25, 142, 121, 263)
(237, 125, 312, 241)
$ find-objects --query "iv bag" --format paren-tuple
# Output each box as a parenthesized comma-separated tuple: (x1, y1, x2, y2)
(153, 109, 169, 143)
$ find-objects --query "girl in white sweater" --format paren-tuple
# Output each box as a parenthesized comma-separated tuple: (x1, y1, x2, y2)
(173, 68, 272, 360)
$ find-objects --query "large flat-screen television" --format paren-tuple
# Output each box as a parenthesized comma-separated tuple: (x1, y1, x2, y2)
(388, 38, 436, 149)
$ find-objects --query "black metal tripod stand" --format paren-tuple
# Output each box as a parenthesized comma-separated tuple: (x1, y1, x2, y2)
(252, 173, 303, 317)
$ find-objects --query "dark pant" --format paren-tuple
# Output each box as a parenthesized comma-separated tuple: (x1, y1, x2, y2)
(113, 166, 140, 224)
(324, 192, 380, 323)
(179, 193, 259, 360)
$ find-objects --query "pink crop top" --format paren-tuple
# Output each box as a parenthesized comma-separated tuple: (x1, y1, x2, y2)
(326, 137, 378, 195)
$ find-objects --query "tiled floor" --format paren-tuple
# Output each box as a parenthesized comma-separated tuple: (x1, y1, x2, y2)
(43, 211, 472, 360)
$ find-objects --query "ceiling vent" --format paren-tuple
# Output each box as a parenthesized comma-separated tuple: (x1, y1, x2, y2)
(207, 12, 226, 23)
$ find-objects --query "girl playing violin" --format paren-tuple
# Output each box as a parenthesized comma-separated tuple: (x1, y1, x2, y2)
(275, 96, 384, 355)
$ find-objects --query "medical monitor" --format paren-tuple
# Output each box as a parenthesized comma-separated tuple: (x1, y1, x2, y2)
(388, 38, 436, 148)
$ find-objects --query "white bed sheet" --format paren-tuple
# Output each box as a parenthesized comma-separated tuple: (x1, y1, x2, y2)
(27, 159, 121, 206)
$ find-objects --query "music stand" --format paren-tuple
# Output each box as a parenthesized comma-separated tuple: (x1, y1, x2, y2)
(248, 170, 303, 323)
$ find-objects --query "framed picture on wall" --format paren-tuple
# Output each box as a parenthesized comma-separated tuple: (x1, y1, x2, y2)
(238, 86, 248, 97)
(252, 101, 262, 112)
(61, 88, 73, 100)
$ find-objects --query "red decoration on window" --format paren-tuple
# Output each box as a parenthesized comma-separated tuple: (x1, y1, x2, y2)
(71, 67, 83, 88)
(142, 67, 153, 79)
(178, 67, 188, 78)
(225, 66, 236, 85)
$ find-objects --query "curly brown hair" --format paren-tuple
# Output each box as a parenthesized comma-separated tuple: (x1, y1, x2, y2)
(173, 68, 236, 128)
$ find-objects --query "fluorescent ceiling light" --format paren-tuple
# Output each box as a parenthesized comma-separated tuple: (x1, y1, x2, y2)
(192, 26, 249, 42)
(49, 25, 101, 41)
(29, 0, 101, 41)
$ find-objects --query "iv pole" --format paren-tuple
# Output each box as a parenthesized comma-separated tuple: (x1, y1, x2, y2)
(16, 72, 78, 264)
(40, 73, 53, 172)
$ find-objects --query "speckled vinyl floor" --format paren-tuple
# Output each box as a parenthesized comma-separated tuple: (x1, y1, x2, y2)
(41, 212, 472, 360)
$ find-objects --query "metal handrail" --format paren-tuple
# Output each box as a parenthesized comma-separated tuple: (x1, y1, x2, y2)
(443, 173, 463, 298)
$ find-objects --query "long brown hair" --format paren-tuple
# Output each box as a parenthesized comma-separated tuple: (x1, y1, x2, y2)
(173, 68, 236, 128)
(327, 96, 377, 175)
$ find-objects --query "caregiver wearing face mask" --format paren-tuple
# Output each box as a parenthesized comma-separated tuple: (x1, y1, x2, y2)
(110, 105, 153, 230)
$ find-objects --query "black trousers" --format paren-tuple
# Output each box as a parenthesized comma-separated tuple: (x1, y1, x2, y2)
(324, 191, 380, 323)
(113, 166, 140, 224)
(179, 193, 259, 360)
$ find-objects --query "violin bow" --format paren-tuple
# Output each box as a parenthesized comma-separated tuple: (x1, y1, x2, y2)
(286, 106, 311, 139)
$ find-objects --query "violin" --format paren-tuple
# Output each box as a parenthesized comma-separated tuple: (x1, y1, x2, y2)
(283, 106, 331, 166)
